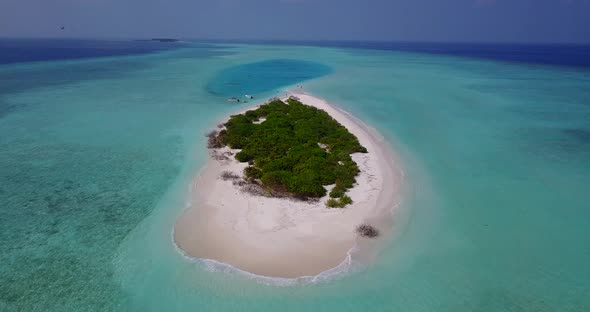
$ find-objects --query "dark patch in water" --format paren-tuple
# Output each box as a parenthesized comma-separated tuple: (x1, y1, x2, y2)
(206, 59, 332, 97)
(563, 128, 590, 144)
(510, 127, 590, 168)
(0, 40, 235, 120)
(0, 59, 151, 119)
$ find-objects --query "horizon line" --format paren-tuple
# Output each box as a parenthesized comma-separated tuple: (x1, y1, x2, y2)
(1, 36, 590, 46)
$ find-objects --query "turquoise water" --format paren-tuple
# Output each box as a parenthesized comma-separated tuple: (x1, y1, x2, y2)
(1, 42, 589, 311)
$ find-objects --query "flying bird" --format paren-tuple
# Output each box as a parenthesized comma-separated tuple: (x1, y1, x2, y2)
(60, 26, 65, 30)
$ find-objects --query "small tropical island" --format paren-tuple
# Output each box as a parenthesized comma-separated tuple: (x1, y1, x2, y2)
(174, 92, 400, 278)
(208, 97, 367, 208)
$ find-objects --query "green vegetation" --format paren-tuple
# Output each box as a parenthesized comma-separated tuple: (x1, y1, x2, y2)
(215, 98, 367, 206)
(326, 195, 353, 208)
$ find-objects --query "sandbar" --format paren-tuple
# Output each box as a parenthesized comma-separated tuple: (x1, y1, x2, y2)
(174, 92, 400, 278)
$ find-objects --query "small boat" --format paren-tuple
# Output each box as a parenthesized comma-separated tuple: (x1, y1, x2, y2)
(227, 97, 240, 102)
(245, 94, 254, 99)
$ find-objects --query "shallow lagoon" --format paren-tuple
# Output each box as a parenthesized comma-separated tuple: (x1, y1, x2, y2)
(1, 41, 589, 311)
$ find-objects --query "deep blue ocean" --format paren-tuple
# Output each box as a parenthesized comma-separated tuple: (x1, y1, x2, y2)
(1, 39, 589, 311)
(4, 39, 590, 68)
(206, 39, 590, 68)
(0, 39, 186, 65)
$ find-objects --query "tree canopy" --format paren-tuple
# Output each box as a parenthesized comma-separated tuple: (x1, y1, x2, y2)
(216, 98, 367, 206)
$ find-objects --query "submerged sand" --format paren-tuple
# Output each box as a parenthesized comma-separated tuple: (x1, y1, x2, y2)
(174, 92, 401, 278)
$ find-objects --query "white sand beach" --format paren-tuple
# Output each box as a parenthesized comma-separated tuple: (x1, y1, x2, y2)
(174, 92, 400, 278)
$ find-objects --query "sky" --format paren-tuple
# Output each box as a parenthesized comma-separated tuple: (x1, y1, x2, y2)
(0, 0, 589, 43)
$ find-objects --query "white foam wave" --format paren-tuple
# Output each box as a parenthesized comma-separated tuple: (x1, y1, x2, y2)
(171, 227, 363, 287)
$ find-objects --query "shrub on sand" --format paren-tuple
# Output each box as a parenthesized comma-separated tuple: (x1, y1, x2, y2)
(326, 198, 340, 208)
(207, 130, 223, 148)
(340, 195, 352, 205)
(326, 195, 353, 208)
(220, 171, 240, 180)
(356, 224, 379, 238)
